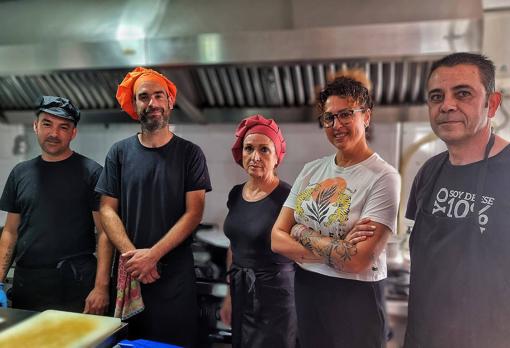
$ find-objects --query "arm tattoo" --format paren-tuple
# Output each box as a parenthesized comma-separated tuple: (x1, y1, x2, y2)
(330, 240, 358, 270)
(1, 244, 15, 280)
(299, 230, 315, 250)
(298, 229, 358, 271)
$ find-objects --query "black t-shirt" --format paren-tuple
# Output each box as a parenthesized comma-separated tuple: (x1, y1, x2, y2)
(223, 181, 292, 268)
(95, 134, 212, 256)
(0, 152, 102, 266)
(406, 145, 510, 234)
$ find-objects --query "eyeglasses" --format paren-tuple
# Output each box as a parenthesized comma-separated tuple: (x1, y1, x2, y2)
(318, 108, 367, 128)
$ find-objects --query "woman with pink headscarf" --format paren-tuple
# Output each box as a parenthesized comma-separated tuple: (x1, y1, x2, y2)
(219, 115, 299, 348)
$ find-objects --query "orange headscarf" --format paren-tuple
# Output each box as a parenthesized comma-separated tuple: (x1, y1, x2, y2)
(116, 67, 177, 120)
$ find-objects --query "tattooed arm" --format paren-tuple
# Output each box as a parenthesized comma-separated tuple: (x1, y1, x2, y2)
(271, 207, 323, 263)
(291, 221, 390, 273)
(0, 212, 20, 281)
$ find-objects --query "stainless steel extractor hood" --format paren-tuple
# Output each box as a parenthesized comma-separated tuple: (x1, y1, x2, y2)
(0, 0, 483, 124)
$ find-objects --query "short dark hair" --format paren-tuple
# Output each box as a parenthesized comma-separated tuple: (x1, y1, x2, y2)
(317, 76, 373, 112)
(428, 52, 496, 93)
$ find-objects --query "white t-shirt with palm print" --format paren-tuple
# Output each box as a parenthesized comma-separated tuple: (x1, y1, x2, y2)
(284, 153, 400, 281)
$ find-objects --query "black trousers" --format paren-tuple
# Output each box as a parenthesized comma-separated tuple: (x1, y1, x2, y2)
(295, 267, 386, 348)
(12, 255, 97, 313)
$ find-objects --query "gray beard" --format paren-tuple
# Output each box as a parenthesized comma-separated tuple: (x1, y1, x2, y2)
(140, 113, 170, 132)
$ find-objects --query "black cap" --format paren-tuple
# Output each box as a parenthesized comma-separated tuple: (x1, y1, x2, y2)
(36, 96, 81, 124)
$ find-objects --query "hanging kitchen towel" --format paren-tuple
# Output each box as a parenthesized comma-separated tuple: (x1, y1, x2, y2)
(114, 256, 145, 320)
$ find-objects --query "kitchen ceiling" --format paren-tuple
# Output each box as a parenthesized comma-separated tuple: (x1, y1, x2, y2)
(0, 0, 483, 123)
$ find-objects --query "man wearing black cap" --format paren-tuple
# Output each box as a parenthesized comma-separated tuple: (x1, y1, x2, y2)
(0, 96, 113, 314)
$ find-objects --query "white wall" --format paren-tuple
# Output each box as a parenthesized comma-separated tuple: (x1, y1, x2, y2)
(0, 123, 26, 225)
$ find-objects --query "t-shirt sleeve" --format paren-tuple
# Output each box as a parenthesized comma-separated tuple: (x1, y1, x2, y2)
(0, 169, 19, 213)
(283, 166, 308, 210)
(95, 146, 121, 198)
(185, 144, 212, 192)
(226, 185, 237, 210)
(405, 152, 447, 221)
(405, 170, 421, 221)
(361, 171, 401, 233)
(90, 165, 103, 211)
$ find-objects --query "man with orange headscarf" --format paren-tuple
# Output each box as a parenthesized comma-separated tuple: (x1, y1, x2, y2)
(96, 67, 211, 346)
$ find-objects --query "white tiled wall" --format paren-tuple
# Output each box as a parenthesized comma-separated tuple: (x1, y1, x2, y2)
(18, 121, 401, 228)
(0, 123, 26, 225)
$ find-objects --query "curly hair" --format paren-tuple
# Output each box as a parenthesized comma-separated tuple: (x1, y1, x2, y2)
(317, 70, 374, 112)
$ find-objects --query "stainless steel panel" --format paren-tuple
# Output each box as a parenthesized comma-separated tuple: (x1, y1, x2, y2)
(227, 67, 245, 106)
(250, 67, 265, 106)
(281, 66, 295, 106)
(0, 0, 483, 122)
(0, 18, 482, 74)
(293, 65, 306, 106)
(239, 67, 255, 107)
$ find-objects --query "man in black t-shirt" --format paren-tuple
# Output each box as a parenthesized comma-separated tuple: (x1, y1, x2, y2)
(0, 96, 113, 314)
(96, 67, 211, 347)
(404, 53, 510, 348)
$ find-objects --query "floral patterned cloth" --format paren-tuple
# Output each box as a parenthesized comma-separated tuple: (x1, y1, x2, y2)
(114, 256, 145, 320)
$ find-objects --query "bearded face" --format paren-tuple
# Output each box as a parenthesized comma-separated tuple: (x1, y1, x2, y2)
(134, 81, 173, 132)
(139, 104, 171, 132)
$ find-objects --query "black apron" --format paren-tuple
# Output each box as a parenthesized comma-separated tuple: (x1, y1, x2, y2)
(12, 254, 97, 312)
(229, 262, 297, 348)
(404, 133, 510, 348)
(125, 246, 198, 348)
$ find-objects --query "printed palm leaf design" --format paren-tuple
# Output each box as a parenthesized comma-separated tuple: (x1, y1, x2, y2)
(305, 185, 337, 224)
(325, 192, 351, 229)
(295, 185, 315, 219)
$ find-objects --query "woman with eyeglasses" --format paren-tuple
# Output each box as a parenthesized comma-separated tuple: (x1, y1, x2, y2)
(272, 72, 400, 348)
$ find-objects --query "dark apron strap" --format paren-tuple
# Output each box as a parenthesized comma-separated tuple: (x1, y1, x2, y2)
(472, 132, 496, 222)
(416, 132, 496, 216)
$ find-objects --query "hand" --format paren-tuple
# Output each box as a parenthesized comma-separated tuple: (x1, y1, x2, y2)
(344, 218, 376, 245)
(83, 285, 109, 315)
(290, 223, 309, 240)
(138, 266, 161, 284)
(219, 295, 232, 326)
(123, 249, 161, 284)
(0, 283, 7, 308)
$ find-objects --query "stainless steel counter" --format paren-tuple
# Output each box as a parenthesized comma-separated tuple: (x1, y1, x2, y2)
(0, 307, 36, 332)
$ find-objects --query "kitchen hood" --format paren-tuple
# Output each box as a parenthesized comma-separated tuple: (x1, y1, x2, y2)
(0, 0, 483, 124)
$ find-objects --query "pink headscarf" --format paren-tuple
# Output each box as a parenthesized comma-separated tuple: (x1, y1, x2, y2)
(231, 114, 286, 167)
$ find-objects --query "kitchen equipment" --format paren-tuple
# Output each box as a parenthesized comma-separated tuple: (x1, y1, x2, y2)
(192, 225, 231, 347)
(195, 230, 229, 249)
(0, 309, 122, 348)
